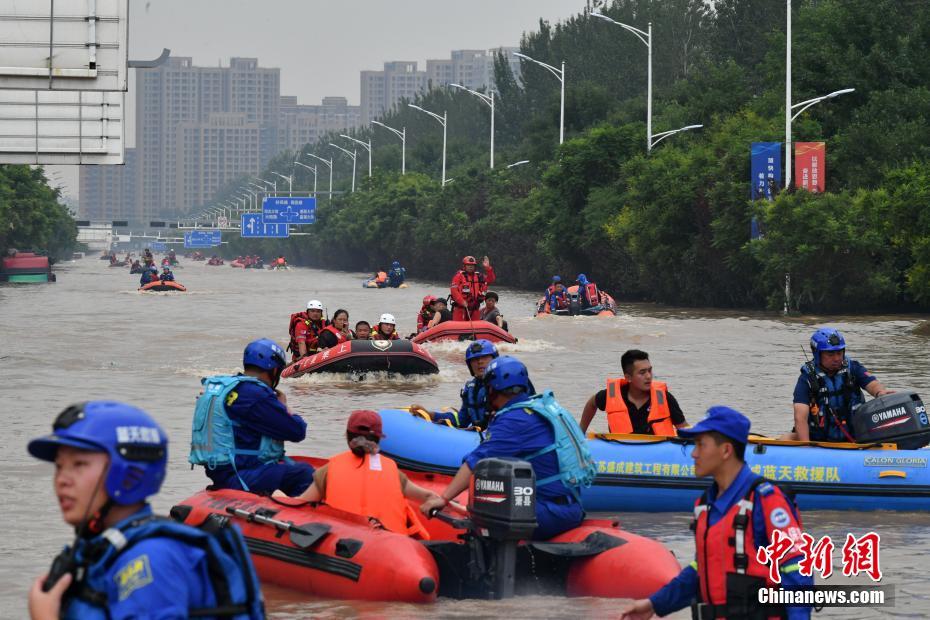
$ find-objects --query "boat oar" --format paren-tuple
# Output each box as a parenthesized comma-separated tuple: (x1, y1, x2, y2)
(226, 506, 331, 550)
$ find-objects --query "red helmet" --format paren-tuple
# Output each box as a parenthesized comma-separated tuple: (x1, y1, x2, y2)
(462, 255, 477, 266)
(422, 295, 438, 306)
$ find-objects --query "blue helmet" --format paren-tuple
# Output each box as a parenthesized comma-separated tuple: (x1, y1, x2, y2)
(392, 260, 400, 269)
(465, 339, 499, 363)
(244, 338, 287, 371)
(28, 401, 168, 505)
(810, 327, 846, 358)
(577, 273, 588, 285)
(552, 275, 562, 283)
(483, 355, 531, 393)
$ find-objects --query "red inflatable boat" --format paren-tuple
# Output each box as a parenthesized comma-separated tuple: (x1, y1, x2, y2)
(171, 486, 439, 603)
(139, 280, 187, 292)
(536, 285, 617, 317)
(282, 339, 438, 378)
(412, 320, 516, 344)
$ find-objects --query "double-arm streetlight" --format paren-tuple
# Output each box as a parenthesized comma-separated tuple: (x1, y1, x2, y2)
(513, 52, 565, 144)
(408, 104, 447, 186)
(305, 153, 333, 200)
(329, 143, 357, 193)
(253, 177, 276, 194)
(293, 161, 318, 196)
(450, 83, 495, 168)
(650, 124, 703, 149)
(371, 120, 406, 175)
(270, 171, 292, 194)
(340, 134, 372, 178)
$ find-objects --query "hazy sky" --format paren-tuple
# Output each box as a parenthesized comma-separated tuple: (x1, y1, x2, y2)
(53, 0, 588, 197)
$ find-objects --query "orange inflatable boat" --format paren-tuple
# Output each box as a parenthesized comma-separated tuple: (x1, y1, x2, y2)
(535, 285, 617, 316)
(139, 280, 187, 292)
(412, 320, 516, 344)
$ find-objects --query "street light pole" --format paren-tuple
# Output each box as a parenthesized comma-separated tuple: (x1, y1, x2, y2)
(450, 83, 495, 168)
(329, 143, 357, 193)
(371, 121, 406, 175)
(340, 134, 372, 178)
(294, 161, 318, 197)
(513, 52, 565, 144)
(649, 124, 703, 149)
(306, 153, 333, 201)
(785, 88, 855, 186)
(408, 104, 448, 186)
(270, 171, 292, 194)
(785, 0, 792, 188)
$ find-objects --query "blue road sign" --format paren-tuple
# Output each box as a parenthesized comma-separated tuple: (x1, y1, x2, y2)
(262, 196, 316, 224)
(184, 230, 222, 248)
(151, 242, 167, 251)
(241, 213, 289, 238)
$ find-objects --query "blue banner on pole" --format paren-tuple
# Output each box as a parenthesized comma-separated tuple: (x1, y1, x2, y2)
(262, 196, 316, 224)
(241, 213, 289, 238)
(751, 142, 782, 201)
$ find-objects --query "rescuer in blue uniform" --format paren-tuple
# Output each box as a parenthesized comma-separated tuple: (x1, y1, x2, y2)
(430, 339, 498, 429)
(421, 356, 588, 540)
(27, 401, 263, 620)
(191, 338, 314, 495)
(620, 406, 812, 620)
(388, 260, 406, 287)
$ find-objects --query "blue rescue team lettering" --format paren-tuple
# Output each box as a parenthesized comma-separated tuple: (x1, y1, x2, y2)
(595, 460, 842, 482)
(114, 554, 154, 601)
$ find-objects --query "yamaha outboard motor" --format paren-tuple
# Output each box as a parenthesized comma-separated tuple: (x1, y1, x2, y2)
(468, 457, 537, 598)
(852, 392, 930, 449)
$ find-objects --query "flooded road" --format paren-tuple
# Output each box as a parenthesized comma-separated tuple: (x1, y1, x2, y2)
(3, 258, 928, 618)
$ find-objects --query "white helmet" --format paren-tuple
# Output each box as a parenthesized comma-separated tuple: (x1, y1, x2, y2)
(307, 299, 324, 310)
(379, 313, 396, 325)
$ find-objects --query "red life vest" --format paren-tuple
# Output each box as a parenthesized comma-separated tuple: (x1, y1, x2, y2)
(583, 282, 599, 305)
(693, 478, 798, 617)
(288, 312, 325, 354)
(604, 379, 676, 436)
(319, 324, 348, 347)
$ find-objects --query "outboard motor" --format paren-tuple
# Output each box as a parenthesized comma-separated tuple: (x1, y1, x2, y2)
(852, 392, 930, 449)
(468, 457, 537, 599)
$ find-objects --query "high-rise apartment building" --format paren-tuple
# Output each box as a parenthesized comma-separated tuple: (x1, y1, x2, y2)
(78, 148, 137, 221)
(360, 61, 426, 124)
(135, 56, 280, 218)
(278, 96, 361, 154)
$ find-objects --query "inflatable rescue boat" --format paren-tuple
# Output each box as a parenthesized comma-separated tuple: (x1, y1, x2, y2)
(412, 320, 516, 344)
(536, 285, 617, 316)
(378, 394, 930, 512)
(230, 260, 246, 268)
(282, 339, 439, 378)
(139, 280, 187, 292)
(172, 455, 680, 603)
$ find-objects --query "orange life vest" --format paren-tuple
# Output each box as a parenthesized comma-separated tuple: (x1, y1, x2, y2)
(605, 379, 676, 436)
(583, 282, 599, 305)
(376, 271, 388, 283)
(324, 450, 429, 539)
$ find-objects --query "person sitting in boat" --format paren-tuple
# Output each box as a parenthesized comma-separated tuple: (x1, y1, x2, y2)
(783, 327, 893, 443)
(479, 291, 507, 330)
(426, 298, 453, 329)
(27, 401, 263, 620)
(318, 309, 351, 349)
(275, 256, 287, 268)
(139, 266, 158, 287)
(450, 255, 495, 321)
(576, 274, 602, 310)
(167, 249, 178, 264)
(421, 356, 588, 540)
(388, 261, 406, 287)
(191, 339, 315, 496)
(544, 276, 569, 313)
(288, 299, 327, 361)
(372, 314, 400, 340)
(129, 260, 143, 274)
(621, 407, 812, 620)
(353, 320, 372, 340)
(159, 266, 175, 282)
(143, 248, 153, 262)
(371, 270, 389, 287)
(287, 410, 437, 537)
(416, 295, 438, 333)
(579, 349, 687, 435)
(426, 339, 499, 429)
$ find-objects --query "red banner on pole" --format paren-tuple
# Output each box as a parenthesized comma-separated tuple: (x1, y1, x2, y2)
(795, 142, 826, 193)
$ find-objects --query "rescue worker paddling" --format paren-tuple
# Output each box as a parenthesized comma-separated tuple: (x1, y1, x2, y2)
(450, 255, 495, 321)
(620, 406, 812, 620)
(28, 401, 263, 620)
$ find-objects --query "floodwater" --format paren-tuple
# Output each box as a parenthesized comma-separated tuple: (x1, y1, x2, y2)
(2, 258, 928, 618)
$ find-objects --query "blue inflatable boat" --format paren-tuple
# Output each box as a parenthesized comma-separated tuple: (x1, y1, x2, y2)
(378, 409, 930, 512)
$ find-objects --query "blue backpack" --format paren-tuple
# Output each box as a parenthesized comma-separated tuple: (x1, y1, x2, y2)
(519, 391, 598, 497)
(190, 375, 285, 490)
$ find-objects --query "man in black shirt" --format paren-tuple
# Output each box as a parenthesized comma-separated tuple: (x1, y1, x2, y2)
(579, 349, 688, 435)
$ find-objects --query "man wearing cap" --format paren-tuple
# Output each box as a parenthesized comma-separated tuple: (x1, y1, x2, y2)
(621, 406, 812, 620)
(290, 410, 439, 537)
